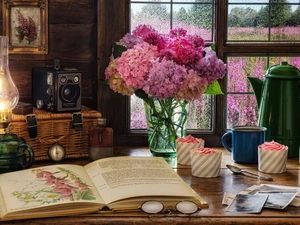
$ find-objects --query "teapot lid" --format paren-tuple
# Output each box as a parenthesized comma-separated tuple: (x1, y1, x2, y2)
(265, 61, 300, 79)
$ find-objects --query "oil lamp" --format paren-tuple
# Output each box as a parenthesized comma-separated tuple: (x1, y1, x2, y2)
(0, 36, 19, 132)
(0, 36, 34, 173)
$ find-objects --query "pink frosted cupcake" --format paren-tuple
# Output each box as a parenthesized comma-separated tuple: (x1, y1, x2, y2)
(258, 141, 288, 173)
(176, 135, 204, 165)
(190, 147, 222, 178)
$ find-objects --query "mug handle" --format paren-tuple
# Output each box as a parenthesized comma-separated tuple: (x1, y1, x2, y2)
(18, 144, 35, 169)
(221, 131, 232, 153)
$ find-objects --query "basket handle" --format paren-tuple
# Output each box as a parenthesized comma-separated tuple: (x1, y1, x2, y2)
(38, 135, 67, 144)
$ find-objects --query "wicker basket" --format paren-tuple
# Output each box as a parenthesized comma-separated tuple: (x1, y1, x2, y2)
(10, 106, 101, 161)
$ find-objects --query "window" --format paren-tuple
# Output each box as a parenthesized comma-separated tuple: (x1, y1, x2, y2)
(130, 0, 218, 135)
(107, 1, 300, 146)
(225, 0, 300, 129)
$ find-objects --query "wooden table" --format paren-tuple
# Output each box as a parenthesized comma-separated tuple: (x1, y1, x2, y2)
(2, 147, 300, 225)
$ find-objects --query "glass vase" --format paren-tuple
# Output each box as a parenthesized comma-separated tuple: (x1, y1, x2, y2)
(144, 97, 189, 158)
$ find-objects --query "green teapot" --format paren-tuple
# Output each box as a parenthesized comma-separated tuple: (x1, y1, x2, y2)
(248, 62, 300, 157)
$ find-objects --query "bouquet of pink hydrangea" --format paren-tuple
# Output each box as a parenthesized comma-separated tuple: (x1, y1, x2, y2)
(105, 24, 226, 101)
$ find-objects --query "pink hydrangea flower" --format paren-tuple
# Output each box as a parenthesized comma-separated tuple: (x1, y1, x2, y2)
(143, 58, 187, 99)
(176, 69, 208, 101)
(195, 47, 226, 85)
(105, 58, 135, 96)
(117, 42, 159, 89)
(118, 33, 143, 49)
(133, 24, 157, 38)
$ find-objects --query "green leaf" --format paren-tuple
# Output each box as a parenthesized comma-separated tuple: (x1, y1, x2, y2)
(135, 89, 149, 100)
(204, 81, 224, 95)
(211, 43, 216, 52)
(113, 43, 127, 58)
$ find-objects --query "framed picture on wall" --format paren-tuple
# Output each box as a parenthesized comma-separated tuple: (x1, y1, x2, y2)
(3, 0, 48, 54)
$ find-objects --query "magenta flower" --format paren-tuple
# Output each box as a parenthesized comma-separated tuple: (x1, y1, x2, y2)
(133, 24, 157, 38)
(170, 28, 187, 38)
(143, 32, 167, 51)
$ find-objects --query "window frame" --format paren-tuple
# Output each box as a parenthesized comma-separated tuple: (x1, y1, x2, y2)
(97, 0, 300, 147)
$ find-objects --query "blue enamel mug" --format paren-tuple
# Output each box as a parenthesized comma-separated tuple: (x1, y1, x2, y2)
(221, 126, 266, 164)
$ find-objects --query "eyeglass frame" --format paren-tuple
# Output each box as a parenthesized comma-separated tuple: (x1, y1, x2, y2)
(139, 200, 201, 215)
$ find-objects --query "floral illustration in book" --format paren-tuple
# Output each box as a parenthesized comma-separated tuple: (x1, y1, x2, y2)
(11, 167, 96, 205)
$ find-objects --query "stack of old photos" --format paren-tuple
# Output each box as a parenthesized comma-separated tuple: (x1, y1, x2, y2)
(222, 184, 300, 213)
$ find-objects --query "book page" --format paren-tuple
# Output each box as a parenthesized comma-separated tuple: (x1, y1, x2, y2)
(0, 164, 105, 216)
(84, 156, 198, 205)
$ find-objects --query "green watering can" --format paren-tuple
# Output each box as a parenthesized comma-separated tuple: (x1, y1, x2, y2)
(248, 62, 300, 158)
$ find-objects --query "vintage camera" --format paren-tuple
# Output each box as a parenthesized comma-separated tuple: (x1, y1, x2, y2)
(32, 66, 82, 112)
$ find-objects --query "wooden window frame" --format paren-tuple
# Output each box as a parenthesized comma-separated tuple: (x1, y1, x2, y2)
(97, 0, 300, 147)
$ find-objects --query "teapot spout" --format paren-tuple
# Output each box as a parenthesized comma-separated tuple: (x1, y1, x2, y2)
(247, 77, 263, 107)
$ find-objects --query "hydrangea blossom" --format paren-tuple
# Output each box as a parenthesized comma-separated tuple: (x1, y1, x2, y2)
(118, 33, 143, 49)
(176, 69, 208, 101)
(105, 58, 135, 96)
(105, 24, 226, 101)
(194, 47, 227, 85)
(117, 42, 159, 89)
(143, 58, 187, 99)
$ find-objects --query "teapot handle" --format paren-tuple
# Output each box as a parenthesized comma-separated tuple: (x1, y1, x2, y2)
(18, 144, 35, 169)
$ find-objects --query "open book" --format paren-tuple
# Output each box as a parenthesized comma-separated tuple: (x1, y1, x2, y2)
(0, 156, 207, 221)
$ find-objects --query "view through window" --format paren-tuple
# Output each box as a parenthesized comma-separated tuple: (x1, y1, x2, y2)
(226, 0, 300, 128)
(130, 0, 216, 131)
(130, 0, 300, 133)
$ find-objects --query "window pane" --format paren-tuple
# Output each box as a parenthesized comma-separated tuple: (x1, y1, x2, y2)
(188, 95, 213, 130)
(226, 56, 300, 129)
(131, 95, 213, 130)
(227, 94, 258, 127)
(132, 0, 171, 2)
(173, 3, 213, 40)
(226, 57, 267, 128)
(228, 1, 300, 41)
(130, 96, 146, 129)
(272, 0, 300, 3)
(227, 57, 266, 93)
(228, 5, 268, 40)
(131, 1, 214, 41)
(229, 0, 268, 2)
(271, 4, 300, 40)
(131, 3, 171, 32)
(173, 0, 213, 2)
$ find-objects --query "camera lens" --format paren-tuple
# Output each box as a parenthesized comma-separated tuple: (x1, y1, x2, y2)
(60, 83, 80, 102)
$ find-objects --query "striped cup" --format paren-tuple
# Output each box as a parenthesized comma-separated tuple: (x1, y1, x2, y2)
(190, 148, 222, 178)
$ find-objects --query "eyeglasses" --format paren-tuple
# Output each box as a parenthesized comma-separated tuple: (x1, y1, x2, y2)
(140, 200, 200, 215)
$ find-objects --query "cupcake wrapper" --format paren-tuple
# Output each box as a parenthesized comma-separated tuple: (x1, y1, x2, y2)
(258, 148, 288, 173)
(190, 151, 222, 178)
(176, 140, 204, 165)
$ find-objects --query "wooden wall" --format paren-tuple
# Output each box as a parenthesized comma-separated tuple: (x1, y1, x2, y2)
(0, 0, 135, 145)
(0, 0, 97, 109)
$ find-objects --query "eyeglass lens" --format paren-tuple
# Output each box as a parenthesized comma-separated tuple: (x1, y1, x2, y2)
(176, 201, 199, 214)
(141, 200, 199, 214)
(141, 201, 164, 214)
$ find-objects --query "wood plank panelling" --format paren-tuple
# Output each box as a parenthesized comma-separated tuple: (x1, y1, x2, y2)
(97, 0, 131, 141)
(0, 0, 97, 108)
